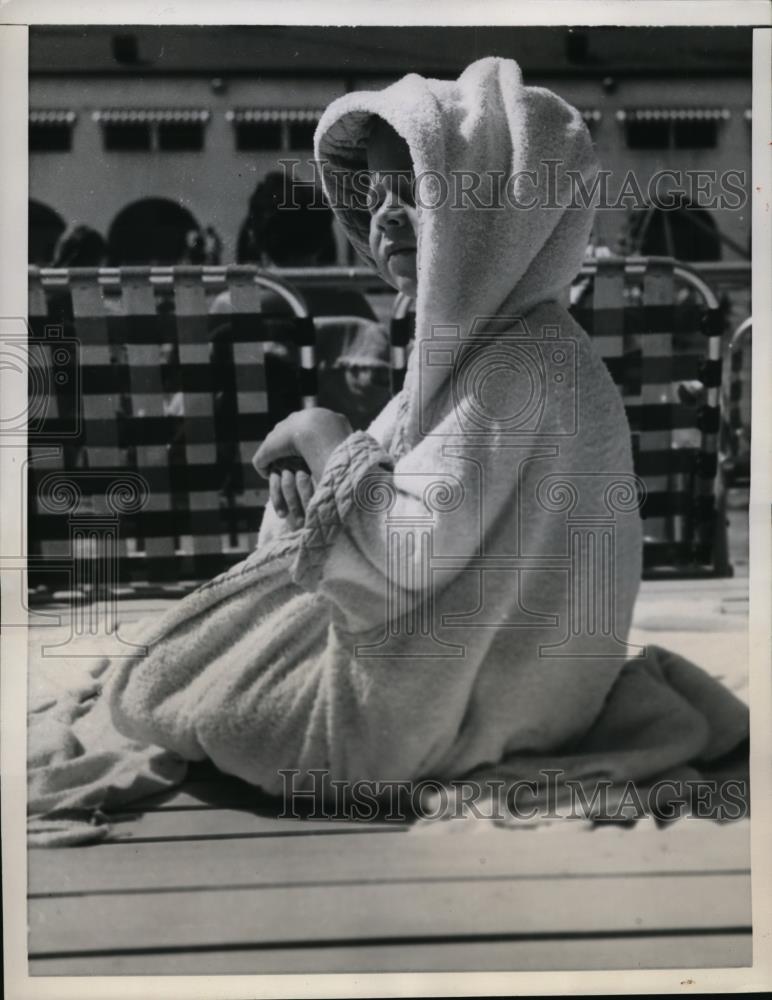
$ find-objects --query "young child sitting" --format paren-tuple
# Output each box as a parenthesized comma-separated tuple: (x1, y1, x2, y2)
(29, 58, 748, 840)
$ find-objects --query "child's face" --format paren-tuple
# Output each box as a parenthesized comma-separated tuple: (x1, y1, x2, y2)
(366, 119, 418, 299)
(343, 363, 389, 398)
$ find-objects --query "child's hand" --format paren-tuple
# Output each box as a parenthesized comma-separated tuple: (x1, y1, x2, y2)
(268, 462, 314, 530)
(253, 408, 353, 483)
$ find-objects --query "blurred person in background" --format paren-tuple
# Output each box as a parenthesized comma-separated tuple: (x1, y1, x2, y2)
(314, 316, 391, 430)
(227, 170, 375, 318)
(180, 224, 223, 265)
(51, 224, 109, 269)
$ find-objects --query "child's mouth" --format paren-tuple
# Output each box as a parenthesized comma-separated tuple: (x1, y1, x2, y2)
(386, 246, 415, 260)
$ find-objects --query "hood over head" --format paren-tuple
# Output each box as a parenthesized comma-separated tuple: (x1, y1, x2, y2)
(314, 57, 599, 447)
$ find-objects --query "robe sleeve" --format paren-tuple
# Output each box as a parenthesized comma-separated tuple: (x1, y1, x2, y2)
(290, 420, 510, 637)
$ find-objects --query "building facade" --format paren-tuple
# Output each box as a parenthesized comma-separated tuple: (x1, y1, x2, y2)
(29, 26, 753, 266)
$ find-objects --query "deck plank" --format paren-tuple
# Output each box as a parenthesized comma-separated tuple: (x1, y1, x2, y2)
(29, 931, 752, 975)
(28, 821, 750, 897)
(28, 873, 751, 957)
(80, 807, 409, 842)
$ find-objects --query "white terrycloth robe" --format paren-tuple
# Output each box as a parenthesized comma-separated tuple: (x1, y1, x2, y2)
(29, 59, 748, 837)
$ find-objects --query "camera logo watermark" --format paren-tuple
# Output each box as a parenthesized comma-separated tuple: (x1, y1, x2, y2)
(0, 315, 149, 654)
(419, 318, 578, 438)
(0, 317, 81, 442)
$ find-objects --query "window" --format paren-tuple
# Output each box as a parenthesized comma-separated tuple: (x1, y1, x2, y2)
(29, 124, 72, 152)
(620, 109, 728, 151)
(228, 109, 323, 153)
(103, 123, 152, 152)
(95, 109, 210, 153)
(158, 122, 205, 152)
(29, 111, 76, 153)
(673, 120, 717, 149)
(235, 123, 283, 152)
(288, 123, 316, 150)
(625, 121, 671, 150)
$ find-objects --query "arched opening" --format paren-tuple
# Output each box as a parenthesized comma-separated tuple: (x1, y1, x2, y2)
(108, 198, 200, 265)
(630, 202, 722, 262)
(29, 201, 66, 264)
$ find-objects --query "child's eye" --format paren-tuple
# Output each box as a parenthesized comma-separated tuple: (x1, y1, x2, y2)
(369, 173, 415, 211)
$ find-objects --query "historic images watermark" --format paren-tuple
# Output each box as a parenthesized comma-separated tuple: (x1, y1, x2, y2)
(279, 158, 748, 213)
(278, 768, 749, 823)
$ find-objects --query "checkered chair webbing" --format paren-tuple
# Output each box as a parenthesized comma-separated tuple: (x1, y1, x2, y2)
(27, 265, 317, 599)
(389, 256, 730, 579)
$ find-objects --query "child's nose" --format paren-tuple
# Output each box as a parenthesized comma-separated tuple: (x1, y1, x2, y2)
(376, 198, 409, 231)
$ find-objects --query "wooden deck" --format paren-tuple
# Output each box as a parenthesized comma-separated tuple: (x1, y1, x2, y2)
(27, 556, 752, 975)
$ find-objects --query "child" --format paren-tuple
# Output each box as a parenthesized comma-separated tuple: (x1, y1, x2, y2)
(30, 59, 748, 839)
(314, 315, 392, 431)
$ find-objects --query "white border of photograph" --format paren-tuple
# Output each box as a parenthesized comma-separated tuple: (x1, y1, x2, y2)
(2, 3, 770, 998)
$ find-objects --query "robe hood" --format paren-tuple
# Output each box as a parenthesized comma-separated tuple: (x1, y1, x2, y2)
(314, 57, 599, 446)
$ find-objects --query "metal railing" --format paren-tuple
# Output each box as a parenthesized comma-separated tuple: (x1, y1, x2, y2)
(32, 259, 751, 299)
